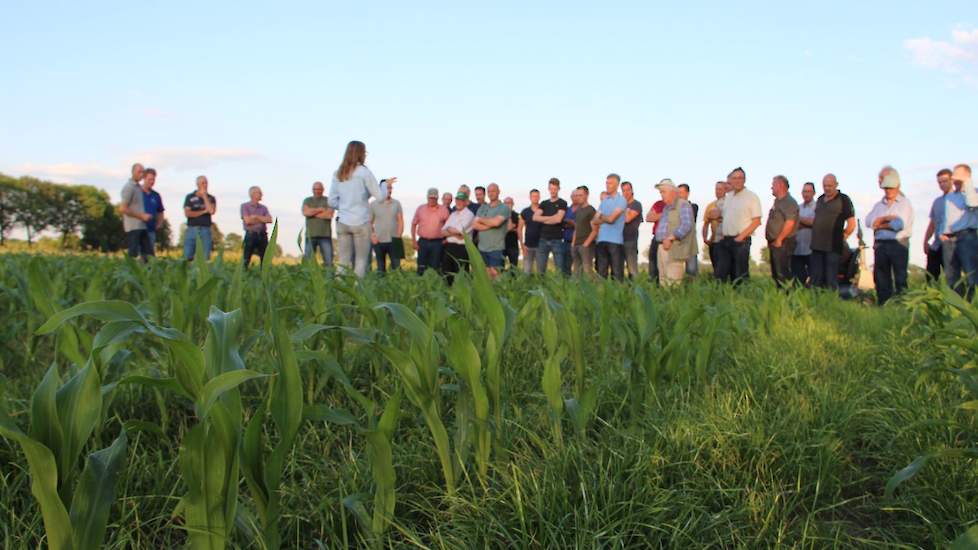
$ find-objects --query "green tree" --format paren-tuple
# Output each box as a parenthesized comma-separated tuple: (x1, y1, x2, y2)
(11, 177, 56, 246)
(79, 190, 124, 253)
(224, 232, 243, 252)
(156, 219, 174, 251)
(0, 174, 23, 246)
(48, 185, 88, 248)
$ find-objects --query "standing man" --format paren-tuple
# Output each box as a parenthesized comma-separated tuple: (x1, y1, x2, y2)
(441, 191, 475, 284)
(561, 193, 576, 276)
(241, 186, 273, 267)
(571, 186, 597, 276)
(621, 181, 643, 279)
(411, 188, 449, 275)
(120, 163, 153, 261)
(594, 174, 627, 280)
(183, 175, 216, 261)
(470, 185, 486, 245)
(702, 181, 728, 275)
(792, 182, 817, 285)
(645, 196, 666, 282)
(653, 180, 696, 286)
(809, 173, 856, 290)
(141, 168, 165, 253)
(370, 180, 404, 273)
(503, 196, 520, 270)
(533, 177, 568, 274)
(441, 192, 454, 210)
(678, 183, 699, 276)
(303, 181, 334, 266)
(765, 175, 799, 288)
(865, 167, 914, 305)
(941, 164, 978, 298)
(472, 183, 511, 279)
(709, 167, 761, 283)
(923, 169, 953, 282)
(519, 189, 543, 274)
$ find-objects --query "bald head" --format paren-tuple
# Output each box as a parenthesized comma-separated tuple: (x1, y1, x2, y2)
(822, 173, 839, 198)
(131, 163, 144, 181)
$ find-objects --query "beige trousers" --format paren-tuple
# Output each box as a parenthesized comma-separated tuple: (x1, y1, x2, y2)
(657, 243, 686, 286)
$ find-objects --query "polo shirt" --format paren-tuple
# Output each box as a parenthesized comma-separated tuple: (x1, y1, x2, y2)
(811, 193, 855, 253)
(412, 204, 449, 240)
(143, 189, 164, 232)
(720, 188, 762, 237)
(184, 192, 216, 227)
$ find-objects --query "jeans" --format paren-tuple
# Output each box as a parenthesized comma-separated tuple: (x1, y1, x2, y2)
(536, 238, 567, 275)
(417, 238, 443, 275)
(374, 241, 400, 273)
(523, 247, 539, 274)
(336, 221, 372, 278)
(442, 242, 468, 284)
(305, 236, 333, 266)
(685, 254, 699, 277)
(873, 240, 909, 305)
(791, 255, 811, 286)
(572, 243, 594, 276)
(561, 240, 573, 275)
(656, 244, 686, 286)
(648, 240, 659, 282)
(595, 241, 624, 280)
(925, 245, 942, 283)
(708, 242, 719, 275)
(126, 229, 153, 261)
(183, 225, 213, 261)
(243, 231, 268, 267)
(943, 229, 978, 299)
(624, 240, 639, 279)
(810, 250, 841, 290)
(714, 237, 751, 284)
(147, 230, 157, 253)
(768, 238, 795, 288)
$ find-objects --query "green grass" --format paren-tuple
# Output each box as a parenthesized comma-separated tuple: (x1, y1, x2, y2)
(0, 252, 975, 548)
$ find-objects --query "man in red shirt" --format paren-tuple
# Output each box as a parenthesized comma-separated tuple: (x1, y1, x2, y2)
(411, 187, 450, 275)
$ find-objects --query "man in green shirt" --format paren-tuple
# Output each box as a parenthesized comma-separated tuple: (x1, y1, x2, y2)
(302, 181, 334, 265)
(472, 182, 511, 279)
(571, 186, 597, 276)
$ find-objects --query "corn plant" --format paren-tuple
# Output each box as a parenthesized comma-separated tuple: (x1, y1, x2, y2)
(444, 319, 492, 484)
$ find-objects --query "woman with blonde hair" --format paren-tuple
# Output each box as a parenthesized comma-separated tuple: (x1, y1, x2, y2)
(328, 141, 396, 277)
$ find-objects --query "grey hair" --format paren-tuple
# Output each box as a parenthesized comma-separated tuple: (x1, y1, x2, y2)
(248, 186, 262, 195)
(773, 175, 790, 189)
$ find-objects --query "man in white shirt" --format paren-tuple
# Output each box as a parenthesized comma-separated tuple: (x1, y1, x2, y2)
(941, 164, 978, 298)
(864, 167, 914, 305)
(441, 191, 476, 284)
(707, 167, 761, 283)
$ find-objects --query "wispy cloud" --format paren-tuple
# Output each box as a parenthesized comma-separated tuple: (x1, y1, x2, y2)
(904, 26, 978, 82)
(136, 147, 265, 172)
(9, 162, 126, 184)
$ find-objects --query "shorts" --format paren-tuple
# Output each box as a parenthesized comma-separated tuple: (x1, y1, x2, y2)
(480, 250, 504, 267)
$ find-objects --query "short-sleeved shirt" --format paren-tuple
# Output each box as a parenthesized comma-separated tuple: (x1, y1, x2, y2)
(303, 196, 333, 238)
(704, 199, 723, 243)
(597, 193, 628, 245)
(184, 192, 216, 227)
(520, 207, 543, 248)
(412, 204, 449, 240)
(795, 200, 816, 256)
(143, 189, 164, 232)
(370, 199, 402, 243)
(623, 199, 643, 242)
(765, 195, 800, 241)
(574, 205, 597, 245)
(720, 188, 762, 237)
(929, 196, 946, 243)
(476, 202, 511, 252)
(563, 206, 576, 242)
(811, 193, 855, 253)
(650, 201, 665, 235)
(121, 179, 146, 232)
(241, 202, 271, 233)
(538, 198, 568, 240)
(505, 211, 519, 249)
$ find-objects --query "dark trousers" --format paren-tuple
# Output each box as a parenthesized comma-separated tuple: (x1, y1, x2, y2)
(873, 240, 909, 305)
(714, 236, 751, 284)
(648, 240, 659, 283)
(417, 238, 443, 275)
(561, 240, 573, 275)
(708, 242, 719, 275)
(595, 242, 624, 281)
(768, 238, 795, 288)
(126, 229, 153, 261)
(374, 242, 400, 273)
(925, 245, 943, 283)
(943, 229, 978, 299)
(504, 245, 519, 270)
(791, 255, 811, 286)
(442, 242, 469, 285)
(243, 231, 268, 267)
(810, 250, 840, 290)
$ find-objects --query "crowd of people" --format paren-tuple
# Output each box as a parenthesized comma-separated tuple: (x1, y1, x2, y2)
(118, 140, 978, 304)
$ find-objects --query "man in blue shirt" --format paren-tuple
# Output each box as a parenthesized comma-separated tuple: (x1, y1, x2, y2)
(593, 173, 627, 280)
(141, 168, 165, 252)
(940, 164, 978, 299)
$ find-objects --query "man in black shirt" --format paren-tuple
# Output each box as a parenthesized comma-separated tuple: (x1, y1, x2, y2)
(519, 189, 544, 274)
(810, 173, 856, 290)
(532, 177, 568, 274)
(183, 175, 217, 261)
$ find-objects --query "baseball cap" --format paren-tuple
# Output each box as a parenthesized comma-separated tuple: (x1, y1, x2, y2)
(427, 187, 439, 198)
(655, 178, 677, 191)
(880, 171, 901, 189)
(455, 191, 469, 200)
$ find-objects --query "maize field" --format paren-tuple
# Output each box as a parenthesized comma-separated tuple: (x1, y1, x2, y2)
(1, 227, 977, 548)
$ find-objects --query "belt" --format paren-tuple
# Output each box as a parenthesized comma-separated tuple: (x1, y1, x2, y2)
(419, 237, 441, 241)
(947, 228, 977, 238)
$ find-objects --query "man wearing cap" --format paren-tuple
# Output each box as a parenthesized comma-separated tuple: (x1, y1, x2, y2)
(810, 173, 856, 290)
(765, 175, 799, 288)
(865, 167, 914, 305)
(594, 173, 627, 280)
(411, 187, 450, 275)
(370, 179, 404, 273)
(653, 180, 696, 286)
(709, 167, 761, 283)
(472, 183, 511, 279)
(441, 191, 475, 284)
(940, 164, 978, 298)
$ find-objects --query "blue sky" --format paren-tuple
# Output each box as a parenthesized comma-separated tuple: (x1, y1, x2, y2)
(2, 1, 976, 263)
